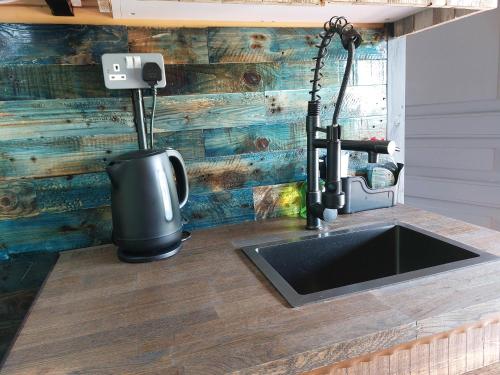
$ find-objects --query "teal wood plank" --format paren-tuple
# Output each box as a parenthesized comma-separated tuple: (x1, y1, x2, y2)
(128, 27, 209, 64)
(0, 173, 110, 220)
(0, 207, 112, 254)
(0, 185, 254, 252)
(264, 85, 387, 126)
(203, 123, 306, 157)
(264, 60, 386, 91)
(0, 98, 134, 140)
(0, 171, 253, 229)
(0, 65, 119, 100)
(203, 116, 386, 157)
(158, 63, 273, 95)
(187, 149, 306, 195)
(143, 92, 266, 132)
(0, 131, 204, 180)
(0, 24, 127, 65)
(207, 27, 387, 64)
(183, 188, 255, 230)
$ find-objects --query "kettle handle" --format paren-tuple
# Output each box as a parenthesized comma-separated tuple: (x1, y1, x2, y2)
(166, 149, 189, 209)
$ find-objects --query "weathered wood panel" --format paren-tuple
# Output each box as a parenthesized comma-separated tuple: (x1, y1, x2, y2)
(0, 98, 134, 139)
(203, 122, 306, 157)
(0, 131, 204, 180)
(144, 92, 266, 132)
(264, 60, 386, 91)
(203, 116, 386, 158)
(187, 149, 306, 195)
(0, 187, 256, 252)
(207, 27, 387, 63)
(128, 27, 209, 64)
(158, 63, 272, 95)
(253, 182, 302, 220)
(0, 24, 128, 65)
(0, 23, 387, 255)
(0, 150, 305, 220)
(183, 188, 255, 230)
(0, 207, 113, 254)
(0, 65, 117, 100)
(265, 85, 387, 126)
(0, 173, 109, 220)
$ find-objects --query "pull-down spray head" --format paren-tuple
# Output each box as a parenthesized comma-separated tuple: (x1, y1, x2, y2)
(306, 17, 362, 230)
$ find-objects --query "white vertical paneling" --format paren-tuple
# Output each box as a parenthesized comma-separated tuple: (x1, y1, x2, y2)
(388, 36, 406, 204)
(405, 7, 500, 231)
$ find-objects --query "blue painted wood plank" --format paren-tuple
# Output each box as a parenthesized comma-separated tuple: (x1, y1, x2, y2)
(128, 27, 209, 64)
(264, 60, 386, 91)
(207, 27, 387, 64)
(183, 188, 255, 230)
(203, 123, 306, 157)
(0, 207, 113, 254)
(143, 92, 266, 132)
(0, 24, 128, 65)
(158, 63, 272, 96)
(0, 131, 204, 180)
(0, 65, 121, 100)
(0, 98, 134, 140)
(203, 116, 386, 158)
(0, 171, 256, 228)
(264, 85, 387, 127)
(0, 186, 255, 253)
(187, 149, 306, 195)
(253, 182, 302, 220)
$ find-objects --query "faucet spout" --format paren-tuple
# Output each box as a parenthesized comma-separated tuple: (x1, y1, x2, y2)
(305, 16, 360, 230)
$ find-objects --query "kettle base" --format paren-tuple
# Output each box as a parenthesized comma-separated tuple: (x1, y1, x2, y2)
(117, 242, 182, 263)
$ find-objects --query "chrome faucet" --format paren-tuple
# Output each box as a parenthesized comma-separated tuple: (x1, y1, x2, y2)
(306, 17, 397, 230)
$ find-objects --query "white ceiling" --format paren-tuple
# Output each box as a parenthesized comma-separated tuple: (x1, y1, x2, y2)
(112, 0, 423, 24)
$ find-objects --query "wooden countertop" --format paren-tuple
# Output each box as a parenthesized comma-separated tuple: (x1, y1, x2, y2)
(2, 205, 500, 374)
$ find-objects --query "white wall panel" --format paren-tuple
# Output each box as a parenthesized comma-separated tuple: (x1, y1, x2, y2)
(405, 7, 500, 230)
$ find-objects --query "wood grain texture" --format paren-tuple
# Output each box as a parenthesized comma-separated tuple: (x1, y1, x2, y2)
(265, 60, 387, 91)
(183, 188, 255, 229)
(0, 24, 128, 65)
(0, 98, 134, 139)
(187, 149, 306, 194)
(0, 65, 120, 100)
(128, 27, 209, 64)
(3, 206, 500, 374)
(0, 207, 112, 254)
(203, 122, 306, 157)
(0, 179, 256, 250)
(393, 8, 479, 37)
(158, 63, 271, 95)
(253, 182, 302, 220)
(0, 130, 204, 180)
(308, 320, 500, 375)
(207, 27, 387, 63)
(0, 23, 387, 255)
(264, 86, 387, 126)
(144, 92, 266, 132)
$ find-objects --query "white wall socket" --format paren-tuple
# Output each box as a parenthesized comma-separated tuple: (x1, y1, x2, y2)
(101, 53, 166, 90)
(109, 74, 126, 81)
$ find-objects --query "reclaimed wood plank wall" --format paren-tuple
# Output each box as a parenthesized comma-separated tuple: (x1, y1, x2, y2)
(0, 23, 387, 257)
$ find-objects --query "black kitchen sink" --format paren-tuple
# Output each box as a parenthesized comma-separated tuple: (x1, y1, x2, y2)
(241, 222, 497, 307)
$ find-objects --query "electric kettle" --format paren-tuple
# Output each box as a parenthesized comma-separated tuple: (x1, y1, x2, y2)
(106, 148, 189, 262)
